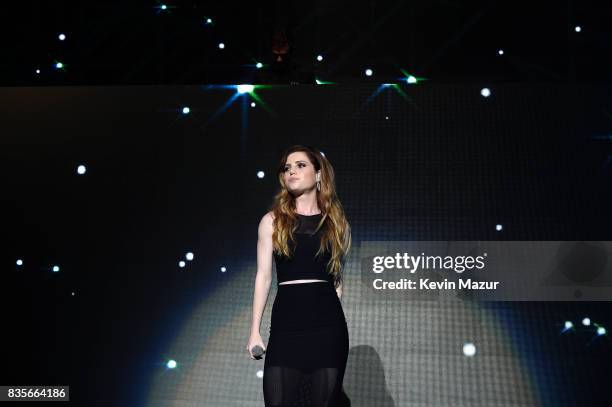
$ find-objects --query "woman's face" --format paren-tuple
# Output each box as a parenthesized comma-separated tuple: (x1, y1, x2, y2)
(283, 151, 319, 194)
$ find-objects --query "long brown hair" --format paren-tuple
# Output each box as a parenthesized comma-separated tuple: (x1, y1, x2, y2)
(269, 145, 351, 288)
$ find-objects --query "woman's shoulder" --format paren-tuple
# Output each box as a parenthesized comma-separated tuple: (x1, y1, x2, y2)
(259, 211, 275, 228)
(258, 211, 275, 238)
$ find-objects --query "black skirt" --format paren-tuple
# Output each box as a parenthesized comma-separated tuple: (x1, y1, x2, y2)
(263, 281, 350, 406)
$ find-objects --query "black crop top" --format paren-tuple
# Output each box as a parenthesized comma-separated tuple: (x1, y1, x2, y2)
(273, 213, 334, 285)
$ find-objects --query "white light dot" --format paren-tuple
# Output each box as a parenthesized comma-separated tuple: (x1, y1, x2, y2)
(406, 75, 417, 84)
(55, 62, 64, 69)
(179, 261, 186, 268)
(16, 259, 23, 266)
(256, 62, 263, 69)
(182, 106, 190, 114)
(463, 342, 476, 357)
(597, 326, 606, 335)
(316, 55, 323, 62)
(495, 224, 503, 231)
(365, 68, 373, 77)
(161, 4, 167, 10)
(58, 33, 66, 41)
(481, 88, 491, 97)
(256, 370, 264, 378)
(52, 265, 60, 272)
(206, 18, 212, 24)
(498, 49, 504, 55)
(257, 171, 265, 179)
(185, 252, 194, 261)
(251, 102, 256, 107)
(35, 69, 41, 74)
(218, 43, 225, 49)
(166, 359, 177, 369)
(71, 292, 75, 296)
(574, 26, 581, 33)
(564, 321, 573, 330)
(582, 317, 591, 326)
(221, 266, 227, 272)
(385, 116, 389, 120)
(77, 165, 86, 175)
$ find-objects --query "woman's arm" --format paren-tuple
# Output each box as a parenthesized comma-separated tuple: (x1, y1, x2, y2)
(250, 212, 274, 335)
(336, 223, 350, 302)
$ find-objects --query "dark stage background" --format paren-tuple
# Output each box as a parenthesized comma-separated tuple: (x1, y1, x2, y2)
(2, 83, 612, 406)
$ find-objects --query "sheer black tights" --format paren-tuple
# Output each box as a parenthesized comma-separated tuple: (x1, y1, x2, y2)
(263, 365, 343, 407)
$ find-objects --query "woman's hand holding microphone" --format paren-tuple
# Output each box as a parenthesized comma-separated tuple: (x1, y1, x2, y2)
(246, 332, 266, 360)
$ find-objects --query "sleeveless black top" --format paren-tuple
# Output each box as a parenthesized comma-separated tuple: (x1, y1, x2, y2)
(273, 213, 334, 285)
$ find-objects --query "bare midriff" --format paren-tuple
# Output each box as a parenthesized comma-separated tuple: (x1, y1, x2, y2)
(278, 279, 327, 285)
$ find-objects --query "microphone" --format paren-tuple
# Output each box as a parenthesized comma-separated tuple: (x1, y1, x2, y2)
(251, 345, 266, 359)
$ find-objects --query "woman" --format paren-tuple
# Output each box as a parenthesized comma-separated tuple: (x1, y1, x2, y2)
(247, 145, 352, 406)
